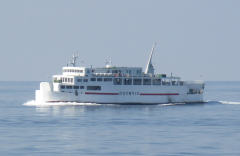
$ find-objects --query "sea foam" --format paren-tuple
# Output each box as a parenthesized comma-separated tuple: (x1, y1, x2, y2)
(23, 100, 100, 106)
(219, 101, 240, 105)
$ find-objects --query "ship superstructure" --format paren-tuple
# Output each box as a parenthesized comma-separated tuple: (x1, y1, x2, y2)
(35, 44, 205, 104)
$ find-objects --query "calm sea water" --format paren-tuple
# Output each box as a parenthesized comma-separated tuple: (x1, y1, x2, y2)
(0, 81, 240, 155)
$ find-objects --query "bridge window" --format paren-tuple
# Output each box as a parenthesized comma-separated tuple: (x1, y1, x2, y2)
(87, 86, 101, 90)
(77, 79, 82, 82)
(133, 79, 142, 85)
(104, 78, 112, 82)
(66, 86, 72, 89)
(83, 79, 88, 82)
(114, 78, 122, 85)
(80, 86, 84, 89)
(153, 79, 161, 85)
(74, 86, 79, 89)
(124, 78, 132, 85)
(60, 86, 65, 89)
(143, 79, 151, 85)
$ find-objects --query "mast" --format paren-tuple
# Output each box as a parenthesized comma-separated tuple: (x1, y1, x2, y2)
(69, 52, 78, 67)
(145, 43, 156, 75)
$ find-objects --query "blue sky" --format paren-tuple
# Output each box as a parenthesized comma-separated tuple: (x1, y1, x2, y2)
(0, 0, 239, 81)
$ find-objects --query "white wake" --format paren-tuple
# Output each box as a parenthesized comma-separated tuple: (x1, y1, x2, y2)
(206, 100, 240, 105)
(219, 101, 240, 105)
(158, 103, 186, 106)
(23, 100, 101, 106)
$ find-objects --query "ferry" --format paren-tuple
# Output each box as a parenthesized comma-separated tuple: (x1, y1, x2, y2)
(35, 43, 205, 104)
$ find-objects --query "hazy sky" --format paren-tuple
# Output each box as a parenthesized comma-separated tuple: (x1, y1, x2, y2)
(1, 0, 239, 81)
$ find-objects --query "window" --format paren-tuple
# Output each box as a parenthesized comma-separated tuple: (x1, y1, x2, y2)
(91, 78, 96, 81)
(74, 86, 79, 89)
(77, 79, 82, 82)
(153, 79, 161, 85)
(124, 78, 132, 85)
(80, 70, 83, 73)
(71, 78, 73, 83)
(133, 79, 142, 85)
(136, 70, 142, 75)
(61, 86, 65, 89)
(65, 78, 67, 82)
(80, 86, 84, 89)
(87, 86, 101, 90)
(172, 79, 179, 85)
(83, 79, 88, 82)
(66, 86, 72, 89)
(143, 79, 151, 85)
(104, 78, 112, 82)
(68, 78, 70, 82)
(126, 70, 131, 75)
(162, 79, 170, 85)
(97, 78, 102, 81)
(114, 78, 122, 85)
(112, 70, 118, 73)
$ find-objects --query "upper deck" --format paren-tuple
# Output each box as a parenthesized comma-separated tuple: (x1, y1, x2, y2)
(52, 44, 204, 87)
(62, 66, 143, 77)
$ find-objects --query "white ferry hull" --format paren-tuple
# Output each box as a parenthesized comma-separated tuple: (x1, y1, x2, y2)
(35, 83, 204, 104)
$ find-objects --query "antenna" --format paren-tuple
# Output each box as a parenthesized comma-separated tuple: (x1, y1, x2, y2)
(81, 60, 84, 67)
(69, 52, 78, 67)
(76, 51, 79, 58)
